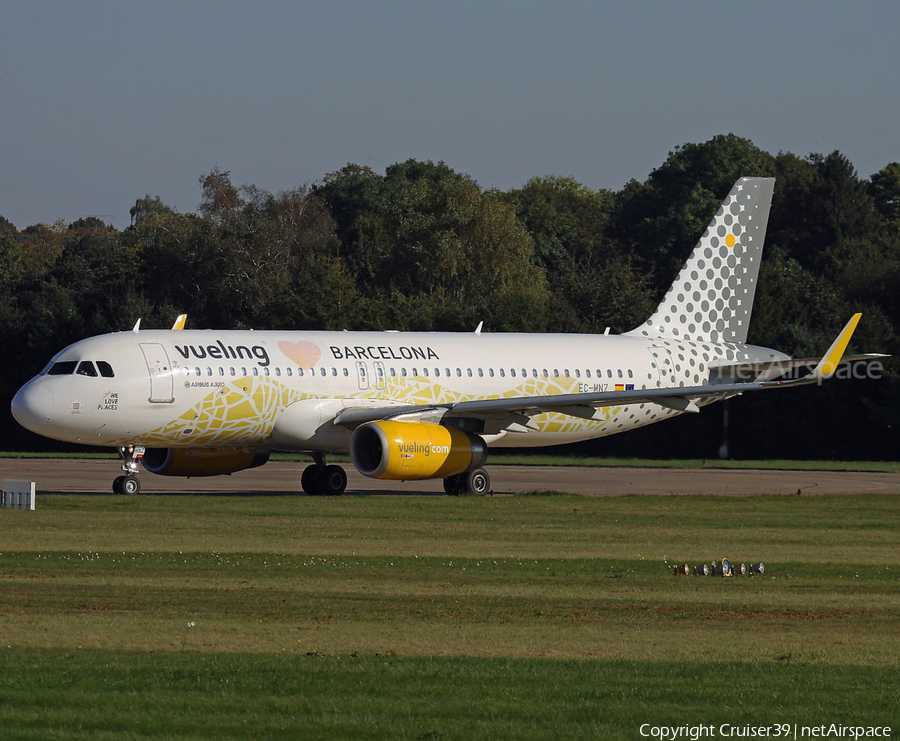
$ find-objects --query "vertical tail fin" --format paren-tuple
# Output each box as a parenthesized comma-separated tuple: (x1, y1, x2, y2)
(629, 177, 775, 344)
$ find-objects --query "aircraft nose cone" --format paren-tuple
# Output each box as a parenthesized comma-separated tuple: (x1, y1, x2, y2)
(11, 382, 54, 431)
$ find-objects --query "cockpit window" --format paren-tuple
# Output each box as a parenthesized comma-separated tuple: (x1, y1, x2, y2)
(47, 361, 78, 375)
(46, 359, 114, 377)
(76, 361, 98, 377)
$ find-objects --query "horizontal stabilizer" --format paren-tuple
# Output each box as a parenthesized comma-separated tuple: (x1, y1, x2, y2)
(712, 352, 888, 379)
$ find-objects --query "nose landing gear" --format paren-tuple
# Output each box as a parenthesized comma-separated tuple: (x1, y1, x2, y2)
(113, 445, 145, 495)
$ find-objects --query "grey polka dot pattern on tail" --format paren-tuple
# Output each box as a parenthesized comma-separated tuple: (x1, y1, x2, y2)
(628, 178, 775, 345)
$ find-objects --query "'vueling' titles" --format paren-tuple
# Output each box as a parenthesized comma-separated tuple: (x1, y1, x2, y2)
(330, 345, 439, 361)
(175, 342, 270, 367)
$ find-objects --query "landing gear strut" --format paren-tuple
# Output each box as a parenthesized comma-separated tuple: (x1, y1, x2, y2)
(443, 468, 490, 496)
(300, 453, 347, 496)
(113, 445, 145, 495)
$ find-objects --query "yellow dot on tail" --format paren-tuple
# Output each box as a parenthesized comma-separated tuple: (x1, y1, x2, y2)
(726, 234, 736, 248)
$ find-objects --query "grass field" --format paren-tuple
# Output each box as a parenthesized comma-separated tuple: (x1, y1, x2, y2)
(2, 494, 898, 739)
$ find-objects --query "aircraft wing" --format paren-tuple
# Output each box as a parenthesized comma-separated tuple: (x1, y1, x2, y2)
(333, 382, 759, 429)
(333, 314, 878, 432)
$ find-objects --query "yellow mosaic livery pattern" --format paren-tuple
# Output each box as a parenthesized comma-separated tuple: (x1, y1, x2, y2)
(143, 372, 623, 448)
(142, 378, 306, 447)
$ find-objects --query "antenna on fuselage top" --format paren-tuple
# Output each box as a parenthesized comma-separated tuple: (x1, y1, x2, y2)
(475, 321, 484, 336)
(132, 318, 141, 333)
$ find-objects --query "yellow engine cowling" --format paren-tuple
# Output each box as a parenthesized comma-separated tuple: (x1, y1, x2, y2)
(140, 448, 270, 477)
(350, 421, 487, 480)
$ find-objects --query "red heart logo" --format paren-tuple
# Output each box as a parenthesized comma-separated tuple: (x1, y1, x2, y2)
(278, 340, 322, 368)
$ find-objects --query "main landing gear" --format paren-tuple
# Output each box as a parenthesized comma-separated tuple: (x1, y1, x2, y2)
(113, 445, 145, 495)
(442, 468, 491, 496)
(300, 453, 348, 496)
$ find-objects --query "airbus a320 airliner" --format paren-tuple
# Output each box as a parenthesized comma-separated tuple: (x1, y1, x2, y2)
(11, 178, 883, 495)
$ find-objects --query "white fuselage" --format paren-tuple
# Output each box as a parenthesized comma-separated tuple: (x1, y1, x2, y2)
(12, 329, 787, 451)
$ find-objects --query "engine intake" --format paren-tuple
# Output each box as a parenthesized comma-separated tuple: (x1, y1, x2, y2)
(140, 448, 270, 477)
(350, 421, 487, 480)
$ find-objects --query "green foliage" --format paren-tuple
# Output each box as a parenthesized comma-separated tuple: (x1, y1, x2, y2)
(0, 213, 19, 236)
(508, 176, 651, 332)
(317, 159, 550, 330)
(612, 134, 777, 283)
(128, 193, 175, 226)
(3, 135, 900, 458)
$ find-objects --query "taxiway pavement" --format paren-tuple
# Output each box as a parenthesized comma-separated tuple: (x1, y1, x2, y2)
(2, 458, 899, 496)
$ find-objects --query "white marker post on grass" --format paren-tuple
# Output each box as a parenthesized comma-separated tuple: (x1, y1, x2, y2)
(1, 481, 36, 510)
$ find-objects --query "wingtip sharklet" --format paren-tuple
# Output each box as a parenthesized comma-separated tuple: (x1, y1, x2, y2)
(813, 313, 862, 377)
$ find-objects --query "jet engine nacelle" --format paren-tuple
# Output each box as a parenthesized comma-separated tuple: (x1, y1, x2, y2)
(140, 447, 270, 477)
(350, 420, 487, 480)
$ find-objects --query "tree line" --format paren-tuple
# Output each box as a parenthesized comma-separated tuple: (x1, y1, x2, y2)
(2, 133, 898, 459)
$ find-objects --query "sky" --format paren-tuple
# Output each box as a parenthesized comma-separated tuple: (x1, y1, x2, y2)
(2, 1, 898, 230)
